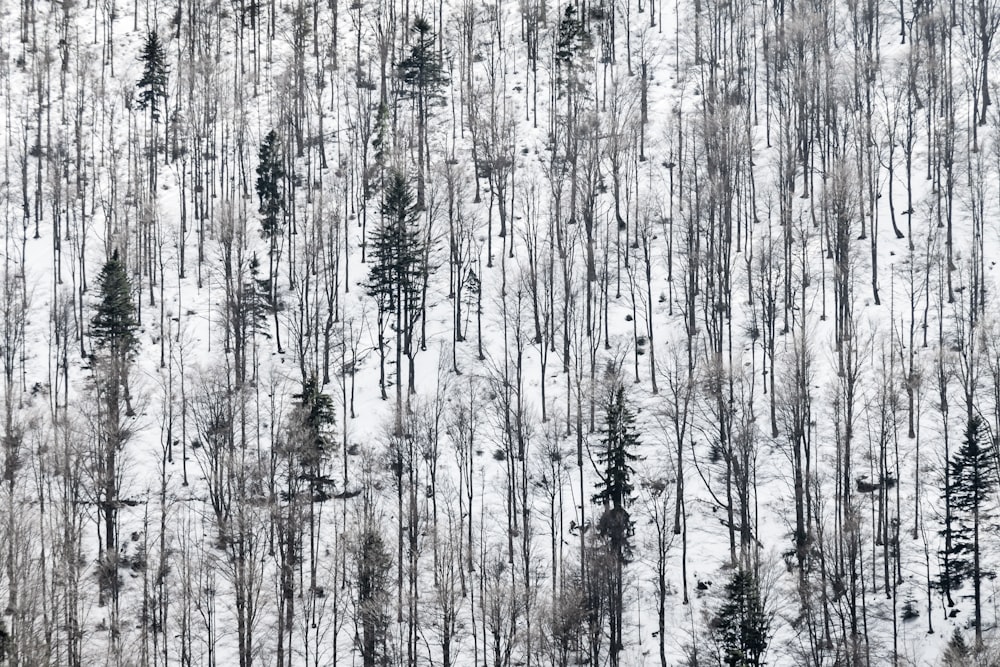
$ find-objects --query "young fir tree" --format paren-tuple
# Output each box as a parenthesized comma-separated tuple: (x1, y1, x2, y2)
(231, 252, 271, 386)
(942, 414, 996, 647)
(593, 384, 640, 557)
(245, 253, 271, 338)
(592, 383, 640, 664)
(942, 628, 970, 667)
(366, 171, 424, 407)
(398, 17, 446, 100)
(555, 3, 593, 65)
(91, 249, 139, 364)
(397, 17, 447, 209)
(365, 102, 392, 205)
(255, 129, 286, 351)
(90, 248, 139, 427)
(256, 130, 286, 241)
(90, 250, 139, 602)
(292, 375, 336, 471)
(371, 102, 391, 169)
(554, 1, 593, 110)
(356, 525, 393, 667)
(136, 30, 169, 122)
(713, 569, 772, 667)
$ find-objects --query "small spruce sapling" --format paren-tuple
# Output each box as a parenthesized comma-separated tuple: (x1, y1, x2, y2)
(713, 569, 772, 667)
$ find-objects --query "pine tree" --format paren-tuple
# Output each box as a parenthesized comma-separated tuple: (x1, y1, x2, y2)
(256, 129, 286, 240)
(942, 628, 970, 667)
(255, 129, 286, 351)
(941, 414, 996, 647)
(245, 253, 271, 338)
(591, 383, 640, 665)
(593, 384, 640, 557)
(355, 525, 393, 667)
(292, 375, 336, 469)
(136, 30, 169, 122)
(555, 4, 593, 66)
(91, 249, 139, 363)
(90, 250, 139, 605)
(398, 17, 445, 94)
(367, 171, 425, 406)
(397, 17, 447, 209)
(713, 569, 772, 667)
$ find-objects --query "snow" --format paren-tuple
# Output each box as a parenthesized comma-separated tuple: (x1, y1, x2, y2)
(1, 0, 997, 665)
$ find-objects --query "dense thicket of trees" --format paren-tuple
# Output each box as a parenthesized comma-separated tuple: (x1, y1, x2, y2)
(3, 0, 1000, 665)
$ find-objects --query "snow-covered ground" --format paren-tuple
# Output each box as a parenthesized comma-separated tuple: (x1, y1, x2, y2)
(1, 0, 998, 665)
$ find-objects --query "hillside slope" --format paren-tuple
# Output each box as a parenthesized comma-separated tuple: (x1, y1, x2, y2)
(1, 0, 998, 665)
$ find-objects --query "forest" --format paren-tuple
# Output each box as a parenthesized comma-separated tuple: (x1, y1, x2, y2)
(2, 0, 1000, 665)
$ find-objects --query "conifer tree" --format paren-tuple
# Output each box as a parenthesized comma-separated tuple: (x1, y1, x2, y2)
(136, 30, 169, 122)
(554, 2, 593, 109)
(367, 171, 425, 409)
(398, 17, 447, 209)
(941, 414, 996, 647)
(371, 102, 391, 169)
(592, 383, 640, 665)
(555, 4, 593, 65)
(136, 29, 170, 189)
(292, 375, 336, 470)
(255, 129, 286, 352)
(713, 569, 772, 667)
(593, 384, 640, 556)
(356, 525, 393, 667)
(90, 250, 139, 605)
(398, 17, 445, 96)
(256, 130, 286, 241)
(245, 253, 271, 338)
(226, 252, 271, 387)
(91, 249, 139, 364)
(942, 628, 970, 667)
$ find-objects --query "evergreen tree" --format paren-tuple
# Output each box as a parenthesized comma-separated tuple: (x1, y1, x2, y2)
(256, 129, 286, 240)
(593, 383, 640, 557)
(245, 252, 272, 338)
(355, 526, 393, 667)
(554, 0, 594, 117)
(365, 102, 392, 205)
(136, 30, 169, 122)
(942, 628, 970, 667)
(224, 252, 271, 387)
(90, 250, 139, 605)
(555, 4, 593, 65)
(292, 375, 336, 469)
(397, 17, 447, 209)
(591, 383, 640, 665)
(91, 249, 139, 362)
(366, 171, 425, 406)
(255, 129, 286, 351)
(371, 102, 391, 170)
(398, 17, 446, 95)
(713, 569, 772, 667)
(941, 414, 996, 647)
